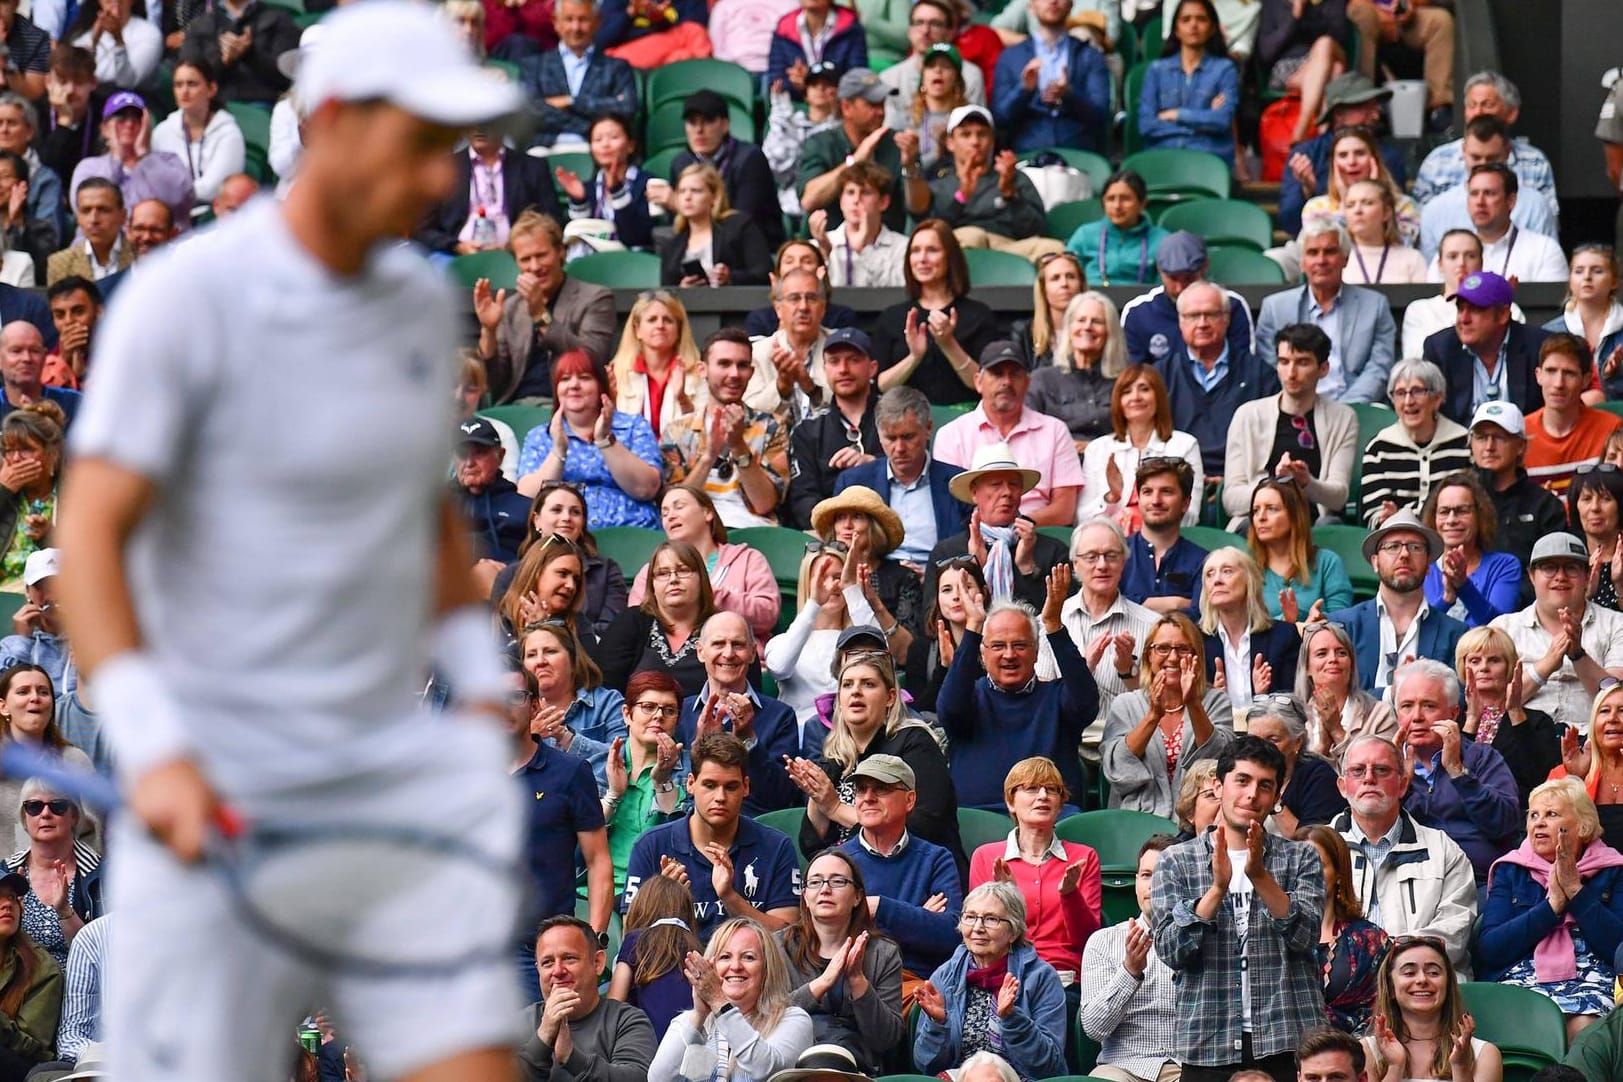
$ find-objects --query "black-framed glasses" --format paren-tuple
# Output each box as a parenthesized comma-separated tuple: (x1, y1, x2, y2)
(631, 701, 680, 719)
(802, 876, 854, 893)
(21, 800, 70, 817)
(1289, 414, 1315, 451)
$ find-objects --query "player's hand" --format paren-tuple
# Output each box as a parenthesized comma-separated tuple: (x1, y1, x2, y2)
(130, 757, 227, 864)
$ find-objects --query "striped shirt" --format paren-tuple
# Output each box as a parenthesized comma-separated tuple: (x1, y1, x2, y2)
(1359, 418, 1473, 527)
(56, 913, 108, 1061)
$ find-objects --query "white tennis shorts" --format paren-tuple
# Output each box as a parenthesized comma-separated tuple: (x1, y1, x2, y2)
(104, 718, 525, 1082)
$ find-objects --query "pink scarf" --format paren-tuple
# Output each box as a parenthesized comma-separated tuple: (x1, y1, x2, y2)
(1489, 837, 1623, 981)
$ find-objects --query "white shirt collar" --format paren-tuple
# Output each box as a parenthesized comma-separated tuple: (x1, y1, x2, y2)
(1000, 828, 1067, 862)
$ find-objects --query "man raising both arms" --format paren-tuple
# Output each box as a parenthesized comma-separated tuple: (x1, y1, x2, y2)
(55, 5, 529, 1082)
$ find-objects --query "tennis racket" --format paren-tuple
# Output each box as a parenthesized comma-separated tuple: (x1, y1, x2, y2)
(0, 742, 525, 979)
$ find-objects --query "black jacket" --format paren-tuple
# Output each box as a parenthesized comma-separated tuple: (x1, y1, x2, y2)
(784, 398, 880, 529)
(658, 212, 771, 286)
(1482, 465, 1568, 606)
(451, 475, 531, 564)
(1202, 620, 1302, 696)
(415, 150, 563, 256)
(1424, 321, 1550, 427)
(923, 529, 1069, 612)
(870, 296, 1001, 407)
(670, 137, 785, 252)
(182, 1, 301, 105)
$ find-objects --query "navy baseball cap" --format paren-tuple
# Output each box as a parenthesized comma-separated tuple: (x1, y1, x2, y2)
(456, 417, 502, 448)
(978, 339, 1028, 371)
(1156, 231, 1209, 275)
(824, 327, 874, 357)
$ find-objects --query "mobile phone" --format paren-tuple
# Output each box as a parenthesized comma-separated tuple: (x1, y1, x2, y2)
(681, 258, 704, 280)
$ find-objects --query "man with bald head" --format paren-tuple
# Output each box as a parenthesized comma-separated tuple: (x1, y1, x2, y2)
(126, 199, 176, 259)
(674, 610, 815, 815)
(0, 321, 79, 423)
(1155, 281, 1278, 478)
(211, 173, 259, 219)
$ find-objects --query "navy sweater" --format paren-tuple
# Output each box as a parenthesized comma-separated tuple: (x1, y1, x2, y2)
(1152, 347, 1280, 476)
(937, 628, 1098, 809)
(839, 832, 963, 975)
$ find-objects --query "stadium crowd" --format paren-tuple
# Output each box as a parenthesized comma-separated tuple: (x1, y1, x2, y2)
(0, 0, 1619, 1080)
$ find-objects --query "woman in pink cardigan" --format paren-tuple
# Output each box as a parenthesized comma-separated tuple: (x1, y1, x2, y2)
(967, 756, 1102, 984)
(627, 484, 781, 649)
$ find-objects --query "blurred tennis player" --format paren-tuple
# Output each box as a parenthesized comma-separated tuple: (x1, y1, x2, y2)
(53, 4, 528, 1081)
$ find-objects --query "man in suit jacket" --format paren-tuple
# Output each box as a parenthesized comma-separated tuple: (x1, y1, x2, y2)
(1222, 323, 1359, 529)
(1253, 220, 1396, 406)
(1422, 270, 1549, 426)
(989, 0, 1110, 153)
(835, 385, 968, 569)
(1328, 510, 1467, 696)
(671, 90, 786, 252)
(46, 177, 132, 286)
(521, 0, 638, 147)
(476, 212, 616, 404)
(414, 131, 562, 257)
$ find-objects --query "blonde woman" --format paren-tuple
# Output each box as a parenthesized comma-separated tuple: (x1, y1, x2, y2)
(1342, 179, 1427, 285)
(1295, 621, 1397, 763)
(909, 42, 970, 171)
(1550, 682, 1623, 845)
(610, 290, 702, 439)
(764, 541, 879, 727)
(658, 163, 771, 287)
(1544, 245, 1623, 397)
(1013, 251, 1085, 371)
(1302, 127, 1420, 248)
(1197, 547, 1300, 712)
(650, 917, 815, 1082)
(786, 649, 966, 868)
(1027, 291, 1126, 459)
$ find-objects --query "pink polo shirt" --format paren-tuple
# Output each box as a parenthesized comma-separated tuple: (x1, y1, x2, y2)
(933, 406, 1086, 518)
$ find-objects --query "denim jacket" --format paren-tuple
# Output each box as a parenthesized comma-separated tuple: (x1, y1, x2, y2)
(1137, 54, 1240, 164)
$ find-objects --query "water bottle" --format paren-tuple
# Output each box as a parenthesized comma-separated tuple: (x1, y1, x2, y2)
(471, 207, 496, 248)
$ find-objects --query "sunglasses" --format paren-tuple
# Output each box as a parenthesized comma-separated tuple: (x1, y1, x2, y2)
(1575, 463, 1622, 478)
(22, 799, 71, 817)
(806, 539, 850, 557)
(533, 532, 580, 554)
(1289, 414, 1315, 451)
(536, 481, 582, 498)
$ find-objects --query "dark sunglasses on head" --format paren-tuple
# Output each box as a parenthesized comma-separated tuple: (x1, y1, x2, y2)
(1575, 463, 1622, 478)
(22, 799, 71, 817)
(806, 539, 850, 557)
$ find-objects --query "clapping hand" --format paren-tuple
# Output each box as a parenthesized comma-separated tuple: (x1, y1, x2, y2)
(683, 949, 725, 1013)
(1252, 654, 1273, 695)
(1058, 859, 1085, 895)
(659, 854, 691, 888)
(916, 981, 948, 1022)
(1123, 918, 1151, 978)
(703, 842, 735, 901)
(903, 307, 930, 362)
(994, 973, 1020, 1018)
(471, 279, 506, 331)
(1279, 586, 1300, 625)
(1211, 657, 1227, 691)
(925, 306, 958, 344)
(1450, 1013, 1478, 1073)
(1372, 1014, 1407, 1074)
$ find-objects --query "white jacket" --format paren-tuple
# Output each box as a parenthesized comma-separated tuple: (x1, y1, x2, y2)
(150, 108, 247, 204)
(1334, 808, 1479, 979)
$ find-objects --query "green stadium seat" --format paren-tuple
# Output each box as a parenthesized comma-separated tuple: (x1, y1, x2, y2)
(1596, 401, 1623, 420)
(565, 251, 660, 289)
(448, 250, 518, 290)
(1121, 148, 1230, 202)
(225, 101, 274, 183)
(957, 807, 1012, 855)
(1138, 16, 1163, 60)
(755, 807, 809, 871)
(0, 593, 24, 633)
(965, 248, 1037, 287)
(592, 526, 664, 578)
(1181, 525, 1248, 552)
(1046, 198, 1103, 241)
(1312, 524, 1379, 601)
(1157, 199, 1273, 251)
(645, 100, 754, 157)
(1018, 147, 1111, 194)
(1205, 245, 1287, 286)
(293, 9, 324, 28)
(477, 405, 551, 444)
(1122, 62, 1149, 156)
(1347, 402, 1395, 519)
(930, 402, 976, 430)
(1459, 982, 1567, 1063)
(730, 526, 814, 597)
(645, 59, 755, 113)
(1055, 809, 1177, 872)
(1038, 525, 1075, 548)
(641, 146, 683, 184)
(485, 58, 521, 82)
(541, 150, 594, 198)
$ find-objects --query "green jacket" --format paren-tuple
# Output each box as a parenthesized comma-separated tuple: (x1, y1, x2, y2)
(0, 940, 62, 1063)
(1568, 1007, 1623, 1082)
(924, 169, 1047, 241)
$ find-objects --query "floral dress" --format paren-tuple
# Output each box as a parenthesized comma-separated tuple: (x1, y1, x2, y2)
(1319, 918, 1389, 1033)
(0, 491, 53, 592)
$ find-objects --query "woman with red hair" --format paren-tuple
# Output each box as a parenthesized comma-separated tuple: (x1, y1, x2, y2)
(516, 349, 664, 527)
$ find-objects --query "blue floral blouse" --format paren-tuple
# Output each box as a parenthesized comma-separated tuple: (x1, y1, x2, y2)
(517, 411, 663, 529)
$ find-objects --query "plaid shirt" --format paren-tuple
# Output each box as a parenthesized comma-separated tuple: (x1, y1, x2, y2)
(660, 405, 790, 527)
(1412, 138, 1558, 219)
(1150, 828, 1325, 1065)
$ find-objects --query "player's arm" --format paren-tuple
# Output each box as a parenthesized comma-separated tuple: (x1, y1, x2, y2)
(429, 496, 510, 718)
(57, 457, 222, 862)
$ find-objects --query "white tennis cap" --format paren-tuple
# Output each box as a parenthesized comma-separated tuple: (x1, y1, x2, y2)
(295, 0, 522, 127)
(22, 548, 57, 587)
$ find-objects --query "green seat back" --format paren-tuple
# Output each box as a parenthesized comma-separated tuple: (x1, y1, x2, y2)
(477, 405, 551, 445)
(1312, 524, 1379, 601)
(1347, 402, 1396, 518)
(485, 58, 521, 82)
(1038, 525, 1075, 547)
(957, 807, 1012, 856)
(565, 251, 661, 289)
(1459, 982, 1568, 1061)
(1205, 245, 1287, 286)
(641, 146, 683, 183)
(1121, 148, 1231, 202)
(225, 101, 275, 183)
(592, 527, 664, 579)
(1180, 525, 1248, 552)
(448, 250, 519, 290)
(543, 151, 595, 198)
(965, 248, 1037, 287)
(730, 526, 814, 597)
(1157, 199, 1274, 251)
(1055, 809, 1178, 876)
(645, 100, 755, 156)
(754, 807, 809, 871)
(1122, 62, 1149, 156)
(1138, 16, 1163, 59)
(646, 59, 755, 113)
(1046, 198, 1103, 241)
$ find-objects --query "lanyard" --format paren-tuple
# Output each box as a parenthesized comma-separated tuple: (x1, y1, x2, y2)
(473, 159, 500, 213)
(1098, 225, 1148, 288)
(1499, 226, 1519, 276)
(843, 235, 855, 285)
(1353, 243, 1388, 284)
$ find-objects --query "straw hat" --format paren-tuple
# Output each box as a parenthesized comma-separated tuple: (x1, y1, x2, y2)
(947, 442, 1041, 503)
(810, 486, 904, 558)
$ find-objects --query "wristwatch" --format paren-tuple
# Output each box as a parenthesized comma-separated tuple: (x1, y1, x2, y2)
(1568, 642, 1588, 662)
(597, 930, 610, 949)
(594, 432, 616, 450)
(655, 780, 676, 794)
(731, 450, 755, 471)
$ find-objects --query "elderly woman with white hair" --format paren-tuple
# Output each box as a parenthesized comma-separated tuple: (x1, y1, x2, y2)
(1025, 291, 1128, 459)
(1246, 693, 1346, 835)
(1480, 777, 1623, 1041)
(1101, 613, 1234, 818)
(1360, 358, 1473, 528)
(913, 881, 1067, 1082)
(1197, 547, 1300, 713)
(1295, 621, 1397, 763)
(3, 781, 100, 971)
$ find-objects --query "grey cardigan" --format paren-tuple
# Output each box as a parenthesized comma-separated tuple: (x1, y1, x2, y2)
(1101, 688, 1235, 818)
(774, 926, 906, 1073)
(1220, 393, 1359, 528)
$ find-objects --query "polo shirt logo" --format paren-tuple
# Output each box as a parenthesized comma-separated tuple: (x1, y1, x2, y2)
(535, 791, 545, 801)
(743, 860, 759, 898)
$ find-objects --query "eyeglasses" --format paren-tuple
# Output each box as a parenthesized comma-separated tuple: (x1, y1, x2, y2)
(1250, 693, 1301, 711)
(632, 701, 680, 719)
(1344, 764, 1398, 780)
(21, 800, 71, 817)
(1388, 387, 1434, 400)
(778, 292, 821, 306)
(651, 566, 698, 582)
(1073, 550, 1124, 565)
(803, 876, 854, 893)
(1178, 310, 1227, 323)
(1377, 541, 1429, 556)
(982, 639, 1035, 653)
(959, 913, 1012, 929)
(533, 532, 580, 555)
(1289, 413, 1316, 451)
(507, 689, 534, 706)
(1036, 251, 1082, 272)
(1148, 643, 1195, 657)
(1014, 783, 1063, 797)
(1434, 504, 1475, 519)
(805, 539, 850, 557)
(1533, 562, 1584, 578)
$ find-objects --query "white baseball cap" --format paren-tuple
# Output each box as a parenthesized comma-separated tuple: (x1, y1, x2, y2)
(947, 104, 994, 133)
(22, 548, 57, 587)
(1468, 400, 1525, 438)
(295, 1, 523, 127)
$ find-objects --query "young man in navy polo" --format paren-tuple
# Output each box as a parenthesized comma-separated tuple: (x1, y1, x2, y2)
(620, 732, 802, 941)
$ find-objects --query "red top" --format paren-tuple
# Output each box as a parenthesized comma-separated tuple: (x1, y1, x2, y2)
(969, 834, 1102, 977)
